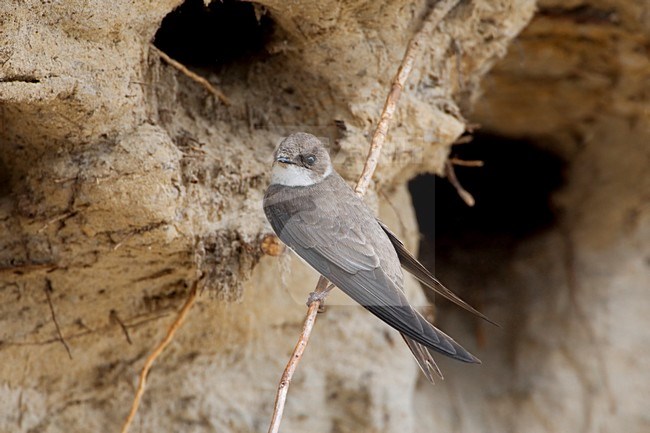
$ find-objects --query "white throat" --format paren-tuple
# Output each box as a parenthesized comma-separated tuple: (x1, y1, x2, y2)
(271, 164, 317, 187)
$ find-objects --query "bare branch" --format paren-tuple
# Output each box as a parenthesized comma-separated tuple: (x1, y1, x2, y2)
(267, 1, 462, 432)
(150, 45, 230, 106)
(120, 280, 200, 433)
(37, 211, 76, 233)
(110, 310, 133, 345)
(445, 160, 475, 207)
(0, 262, 57, 275)
(355, 0, 462, 196)
(267, 276, 328, 433)
(449, 157, 484, 167)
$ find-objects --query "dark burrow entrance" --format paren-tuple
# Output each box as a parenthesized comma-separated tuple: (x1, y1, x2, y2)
(408, 133, 565, 325)
(153, 0, 275, 70)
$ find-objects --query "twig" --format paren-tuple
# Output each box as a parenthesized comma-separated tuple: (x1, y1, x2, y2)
(453, 135, 474, 145)
(268, 277, 328, 432)
(53, 176, 77, 184)
(355, 0, 462, 196)
(445, 160, 475, 207)
(111, 310, 133, 345)
(113, 232, 135, 251)
(37, 212, 76, 234)
(150, 45, 230, 106)
(0, 262, 57, 275)
(44, 279, 72, 359)
(267, 1, 461, 432)
(120, 280, 200, 433)
(449, 157, 484, 167)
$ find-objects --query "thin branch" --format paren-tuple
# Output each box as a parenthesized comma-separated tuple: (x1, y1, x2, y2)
(0, 262, 57, 275)
(445, 160, 475, 207)
(112, 235, 133, 251)
(37, 211, 76, 233)
(44, 279, 72, 359)
(150, 45, 230, 106)
(120, 280, 200, 433)
(267, 1, 461, 432)
(453, 134, 474, 145)
(111, 310, 133, 345)
(355, 0, 462, 196)
(449, 157, 484, 167)
(268, 277, 328, 432)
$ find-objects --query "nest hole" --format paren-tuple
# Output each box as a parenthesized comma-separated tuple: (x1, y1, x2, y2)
(154, 0, 275, 69)
(408, 133, 566, 314)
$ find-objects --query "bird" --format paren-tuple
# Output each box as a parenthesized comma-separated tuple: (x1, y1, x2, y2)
(263, 132, 493, 382)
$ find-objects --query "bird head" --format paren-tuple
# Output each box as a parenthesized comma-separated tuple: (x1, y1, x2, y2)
(270, 133, 333, 187)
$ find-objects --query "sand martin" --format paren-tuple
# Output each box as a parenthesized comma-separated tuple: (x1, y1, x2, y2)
(263, 132, 492, 381)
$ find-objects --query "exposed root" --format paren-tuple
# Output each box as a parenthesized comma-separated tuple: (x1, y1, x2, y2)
(44, 279, 72, 359)
(449, 157, 484, 167)
(120, 280, 200, 433)
(110, 310, 133, 345)
(151, 45, 230, 105)
(445, 159, 476, 207)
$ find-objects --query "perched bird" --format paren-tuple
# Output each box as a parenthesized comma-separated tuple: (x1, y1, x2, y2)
(263, 132, 493, 381)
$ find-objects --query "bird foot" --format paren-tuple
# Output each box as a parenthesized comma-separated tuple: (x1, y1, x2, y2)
(306, 283, 335, 307)
(307, 290, 326, 306)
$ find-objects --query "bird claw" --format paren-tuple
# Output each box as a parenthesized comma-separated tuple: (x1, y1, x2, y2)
(307, 282, 335, 312)
(307, 291, 326, 306)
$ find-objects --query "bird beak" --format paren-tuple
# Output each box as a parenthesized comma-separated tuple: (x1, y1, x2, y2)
(275, 156, 294, 165)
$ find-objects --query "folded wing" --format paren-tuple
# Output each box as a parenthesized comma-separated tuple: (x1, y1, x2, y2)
(377, 220, 498, 327)
(264, 187, 480, 364)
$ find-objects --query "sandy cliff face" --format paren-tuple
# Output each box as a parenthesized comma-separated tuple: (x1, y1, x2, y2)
(1, 0, 647, 432)
(414, 2, 650, 433)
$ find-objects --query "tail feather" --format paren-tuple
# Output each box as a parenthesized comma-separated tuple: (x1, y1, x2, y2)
(402, 335, 443, 383)
(413, 309, 482, 364)
(378, 220, 498, 327)
(401, 310, 481, 384)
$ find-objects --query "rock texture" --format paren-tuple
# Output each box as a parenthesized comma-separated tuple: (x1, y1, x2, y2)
(0, 1, 535, 431)
(1, 0, 647, 432)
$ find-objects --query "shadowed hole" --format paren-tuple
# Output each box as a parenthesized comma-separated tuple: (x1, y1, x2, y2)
(408, 133, 566, 315)
(0, 160, 11, 197)
(154, 0, 274, 69)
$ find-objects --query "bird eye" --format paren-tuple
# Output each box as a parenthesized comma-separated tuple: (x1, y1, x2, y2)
(303, 155, 317, 166)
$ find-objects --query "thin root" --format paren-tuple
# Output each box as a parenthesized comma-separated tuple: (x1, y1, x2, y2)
(445, 159, 476, 207)
(44, 279, 72, 359)
(120, 280, 200, 433)
(151, 45, 230, 105)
